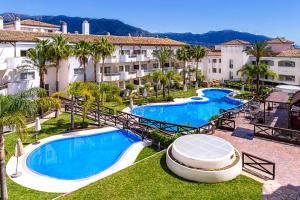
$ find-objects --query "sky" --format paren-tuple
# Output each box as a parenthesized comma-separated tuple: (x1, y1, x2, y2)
(1, 0, 300, 43)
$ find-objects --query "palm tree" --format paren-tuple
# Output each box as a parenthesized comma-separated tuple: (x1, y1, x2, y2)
(90, 40, 102, 83)
(74, 41, 91, 82)
(49, 35, 72, 92)
(244, 41, 273, 92)
(0, 88, 50, 199)
(237, 63, 277, 93)
(152, 47, 173, 98)
(151, 70, 163, 98)
(191, 45, 206, 86)
(98, 38, 115, 82)
(26, 38, 51, 89)
(176, 45, 192, 90)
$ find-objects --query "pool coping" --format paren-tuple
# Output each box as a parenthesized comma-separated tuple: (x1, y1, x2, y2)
(6, 127, 151, 193)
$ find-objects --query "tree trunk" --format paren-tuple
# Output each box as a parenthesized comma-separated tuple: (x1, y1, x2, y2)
(83, 62, 87, 82)
(39, 70, 45, 89)
(162, 83, 165, 98)
(155, 80, 158, 98)
(55, 60, 60, 92)
(70, 96, 75, 130)
(195, 60, 199, 86)
(101, 59, 105, 83)
(256, 74, 260, 94)
(0, 126, 8, 200)
(94, 62, 97, 83)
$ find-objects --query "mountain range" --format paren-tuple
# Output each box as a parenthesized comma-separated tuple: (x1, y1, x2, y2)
(1, 12, 271, 47)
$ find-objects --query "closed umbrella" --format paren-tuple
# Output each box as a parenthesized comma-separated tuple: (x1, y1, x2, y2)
(143, 88, 147, 97)
(11, 138, 24, 178)
(34, 117, 41, 144)
(129, 98, 134, 110)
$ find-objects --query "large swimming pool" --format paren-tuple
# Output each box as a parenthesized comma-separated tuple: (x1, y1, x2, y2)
(131, 89, 242, 127)
(26, 129, 141, 180)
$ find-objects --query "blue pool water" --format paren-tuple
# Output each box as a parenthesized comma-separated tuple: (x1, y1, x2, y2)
(131, 89, 242, 127)
(26, 129, 141, 180)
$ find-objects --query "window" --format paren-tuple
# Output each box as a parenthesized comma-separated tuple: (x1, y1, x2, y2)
(20, 72, 35, 80)
(219, 59, 221, 63)
(125, 65, 130, 72)
(141, 64, 147, 70)
(219, 68, 221, 73)
(119, 50, 130, 55)
(212, 68, 217, 73)
(133, 50, 141, 55)
(20, 50, 27, 57)
(119, 66, 124, 71)
(153, 63, 159, 68)
(212, 59, 217, 63)
(104, 67, 111, 74)
(261, 60, 274, 66)
(278, 75, 295, 82)
(229, 71, 233, 79)
(134, 65, 139, 70)
(74, 68, 84, 75)
(278, 60, 295, 67)
(229, 59, 234, 69)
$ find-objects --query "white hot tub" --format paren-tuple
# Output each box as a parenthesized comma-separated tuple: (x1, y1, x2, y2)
(166, 134, 242, 183)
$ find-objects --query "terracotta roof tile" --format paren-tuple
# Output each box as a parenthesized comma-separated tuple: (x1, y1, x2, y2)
(5, 19, 60, 28)
(221, 39, 250, 46)
(207, 50, 221, 56)
(267, 37, 294, 44)
(0, 29, 185, 46)
(277, 48, 300, 58)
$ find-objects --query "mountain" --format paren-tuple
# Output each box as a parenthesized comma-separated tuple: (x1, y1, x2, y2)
(156, 31, 271, 47)
(1, 13, 271, 47)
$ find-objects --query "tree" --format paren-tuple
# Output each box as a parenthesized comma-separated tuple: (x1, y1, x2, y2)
(165, 70, 178, 97)
(26, 38, 51, 89)
(49, 35, 72, 92)
(0, 88, 52, 199)
(191, 45, 206, 86)
(151, 70, 163, 98)
(152, 47, 173, 98)
(67, 81, 83, 129)
(74, 41, 91, 82)
(176, 45, 192, 90)
(244, 41, 273, 93)
(90, 40, 102, 83)
(237, 63, 277, 93)
(97, 38, 115, 82)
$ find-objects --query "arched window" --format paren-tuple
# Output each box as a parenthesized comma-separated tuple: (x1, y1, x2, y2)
(278, 60, 295, 67)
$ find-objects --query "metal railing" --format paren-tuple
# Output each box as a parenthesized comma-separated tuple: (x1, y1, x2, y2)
(242, 152, 275, 180)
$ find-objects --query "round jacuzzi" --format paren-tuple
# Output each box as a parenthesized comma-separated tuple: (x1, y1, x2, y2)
(166, 134, 242, 183)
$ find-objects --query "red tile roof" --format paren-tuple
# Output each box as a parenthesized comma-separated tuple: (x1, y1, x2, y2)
(5, 19, 60, 28)
(277, 48, 300, 58)
(0, 29, 185, 46)
(207, 50, 221, 56)
(221, 39, 250, 46)
(267, 37, 294, 44)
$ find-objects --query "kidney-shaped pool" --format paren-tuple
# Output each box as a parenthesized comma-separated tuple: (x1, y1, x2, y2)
(131, 88, 242, 127)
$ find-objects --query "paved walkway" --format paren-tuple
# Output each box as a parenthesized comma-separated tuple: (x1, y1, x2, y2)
(215, 129, 300, 186)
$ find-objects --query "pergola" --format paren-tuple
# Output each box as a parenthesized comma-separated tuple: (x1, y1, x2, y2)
(263, 91, 290, 124)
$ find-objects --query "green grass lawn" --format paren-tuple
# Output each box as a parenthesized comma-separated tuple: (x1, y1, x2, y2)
(63, 152, 262, 200)
(135, 145, 159, 162)
(5, 113, 95, 200)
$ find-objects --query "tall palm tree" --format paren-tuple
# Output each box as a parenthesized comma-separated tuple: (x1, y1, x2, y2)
(90, 40, 102, 83)
(191, 45, 206, 86)
(26, 38, 51, 89)
(74, 41, 91, 82)
(152, 47, 173, 98)
(244, 41, 273, 92)
(98, 38, 115, 82)
(49, 35, 72, 92)
(151, 70, 163, 98)
(176, 45, 192, 90)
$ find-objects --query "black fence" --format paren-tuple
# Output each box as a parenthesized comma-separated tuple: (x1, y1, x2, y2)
(242, 152, 275, 180)
(254, 124, 300, 146)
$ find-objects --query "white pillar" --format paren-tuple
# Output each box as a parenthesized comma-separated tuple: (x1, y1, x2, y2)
(82, 20, 89, 35)
(14, 17, 21, 31)
(0, 16, 3, 30)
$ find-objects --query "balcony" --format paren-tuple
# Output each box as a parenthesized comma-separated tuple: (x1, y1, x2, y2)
(119, 71, 137, 80)
(119, 55, 137, 63)
(137, 69, 145, 78)
(7, 57, 25, 69)
(104, 56, 118, 64)
(136, 54, 149, 62)
(98, 73, 120, 82)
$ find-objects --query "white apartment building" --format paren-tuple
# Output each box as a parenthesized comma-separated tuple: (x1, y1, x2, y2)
(0, 17, 184, 95)
(202, 38, 300, 86)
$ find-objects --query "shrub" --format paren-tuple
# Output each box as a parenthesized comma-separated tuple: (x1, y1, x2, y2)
(57, 118, 65, 127)
(165, 96, 174, 102)
(150, 129, 181, 147)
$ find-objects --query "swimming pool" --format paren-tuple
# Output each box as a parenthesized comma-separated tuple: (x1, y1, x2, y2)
(131, 88, 242, 127)
(26, 129, 141, 180)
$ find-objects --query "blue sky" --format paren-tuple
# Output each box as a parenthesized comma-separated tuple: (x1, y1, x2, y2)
(1, 0, 300, 43)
